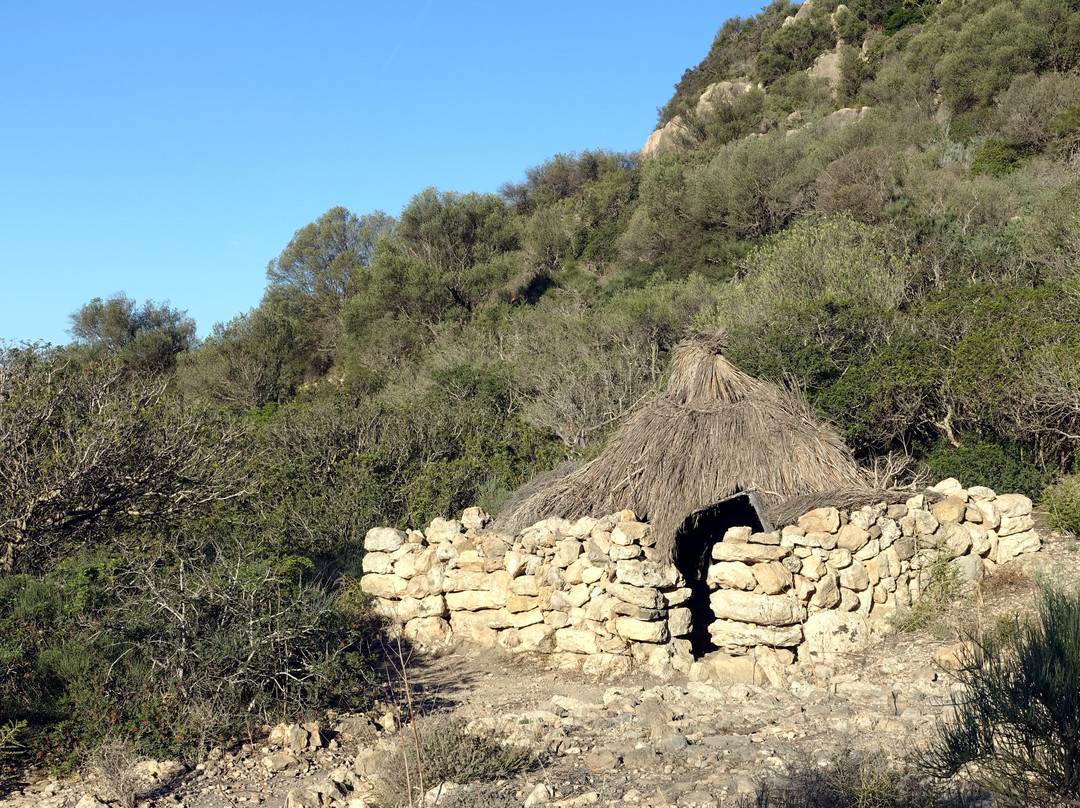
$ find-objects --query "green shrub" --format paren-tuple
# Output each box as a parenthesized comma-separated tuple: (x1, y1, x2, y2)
(921, 436, 1051, 500)
(747, 749, 975, 807)
(1040, 473, 1080, 535)
(920, 577, 1080, 806)
(374, 716, 535, 808)
(970, 139, 1029, 177)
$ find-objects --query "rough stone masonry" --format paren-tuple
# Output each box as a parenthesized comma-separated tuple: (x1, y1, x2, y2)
(361, 478, 1039, 684)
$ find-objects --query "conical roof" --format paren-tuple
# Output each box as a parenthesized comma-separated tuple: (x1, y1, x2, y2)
(495, 330, 868, 560)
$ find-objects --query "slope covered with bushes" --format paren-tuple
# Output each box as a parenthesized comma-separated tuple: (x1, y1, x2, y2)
(3, 0, 1080, 770)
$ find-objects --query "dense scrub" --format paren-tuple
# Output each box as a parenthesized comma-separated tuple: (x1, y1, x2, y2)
(4, 0, 1080, 772)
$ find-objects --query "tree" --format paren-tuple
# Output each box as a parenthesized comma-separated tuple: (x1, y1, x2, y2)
(68, 293, 196, 374)
(263, 206, 394, 353)
(0, 344, 245, 572)
(178, 308, 300, 411)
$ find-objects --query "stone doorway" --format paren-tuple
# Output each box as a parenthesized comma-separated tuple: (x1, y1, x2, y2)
(672, 492, 771, 657)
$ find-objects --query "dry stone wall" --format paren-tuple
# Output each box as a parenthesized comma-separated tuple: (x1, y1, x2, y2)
(361, 478, 1040, 683)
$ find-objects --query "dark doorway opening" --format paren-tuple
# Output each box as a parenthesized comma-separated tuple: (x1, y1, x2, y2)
(672, 492, 770, 658)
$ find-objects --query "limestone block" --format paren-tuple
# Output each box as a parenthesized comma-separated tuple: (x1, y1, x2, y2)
(614, 617, 669, 643)
(615, 560, 681, 588)
(365, 527, 407, 553)
(426, 517, 463, 542)
(940, 522, 972, 557)
(393, 594, 448, 622)
(998, 514, 1035, 537)
(460, 507, 490, 531)
(782, 525, 806, 540)
(563, 559, 585, 585)
(711, 543, 789, 563)
(499, 623, 556, 654)
(405, 568, 445, 598)
(435, 540, 459, 563)
(854, 539, 880, 562)
(976, 500, 1001, 529)
(565, 582, 592, 609)
(707, 561, 757, 590)
(446, 590, 500, 612)
(668, 607, 693, 637)
(563, 516, 594, 538)
(755, 647, 790, 689)
(782, 554, 803, 575)
(968, 485, 996, 499)
(403, 616, 452, 646)
(609, 544, 643, 561)
(723, 525, 753, 543)
(849, 507, 877, 531)
(582, 565, 605, 584)
(887, 504, 909, 520)
(828, 547, 852, 569)
(911, 509, 939, 536)
(810, 570, 841, 609)
(839, 560, 869, 591)
(710, 590, 804, 626)
(966, 524, 991, 556)
(856, 586, 874, 615)
(996, 494, 1033, 518)
(505, 594, 540, 613)
(752, 561, 793, 595)
(798, 507, 841, 534)
(708, 619, 803, 650)
(751, 531, 781, 545)
(906, 494, 925, 510)
(555, 538, 583, 567)
(555, 627, 603, 655)
(951, 554, 984, 585)
(997, 530, 1040, 562)
(932, 496, 967, 524)
(835, 587, 858, 611)
(662, 587, 692, 606)
(443, 569, 491, 593)
(932, 478, 963, 495)
(802, 612, 871, 664)
(612, 521, 650, 545)
(836, 524, 870, 552)
(964, 504, 984, 524)
(360, 573, 408, 600)
(883, 546, 901, 577)
(591, 531, 613, 554)
(361, 552, 395, 575)
(604, 599, 664, 622)
(809, 530, 838, 550)
(801, 554, 826, 581)
(793, 574, 816, 601)
(510, 576, 539, 596)
(893, 537, 916, 561)
(510, 609, 545, 629)
(604, 583, 660, 610)
(504, 550, 528, 578)
(877, 518, 900, 549)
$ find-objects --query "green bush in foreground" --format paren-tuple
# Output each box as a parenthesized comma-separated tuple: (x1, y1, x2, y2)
(1039, 473, 1080, 535)
(747, 750, 976, 807)
(919, 577, 1080, 806)
(374, 716, 535, 808)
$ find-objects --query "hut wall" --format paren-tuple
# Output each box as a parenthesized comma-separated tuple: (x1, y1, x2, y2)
(360, 478, 1040, 682)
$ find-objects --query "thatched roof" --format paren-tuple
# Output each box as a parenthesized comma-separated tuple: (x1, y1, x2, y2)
(494, 329, 871, 561)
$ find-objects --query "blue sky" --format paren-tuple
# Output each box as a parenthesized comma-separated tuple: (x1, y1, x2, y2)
(1, 1, 765, 346)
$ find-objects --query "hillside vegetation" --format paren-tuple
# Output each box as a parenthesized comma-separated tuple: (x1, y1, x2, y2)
(3, 0, 1080, 771)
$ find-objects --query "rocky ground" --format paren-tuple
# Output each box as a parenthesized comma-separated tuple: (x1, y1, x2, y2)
(3, 529, 1076, 808)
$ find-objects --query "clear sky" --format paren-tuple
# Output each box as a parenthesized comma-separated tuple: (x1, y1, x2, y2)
(1, 0, 766, 346)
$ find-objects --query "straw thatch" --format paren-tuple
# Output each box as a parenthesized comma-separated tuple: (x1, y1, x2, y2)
(495, 329, 872, 561)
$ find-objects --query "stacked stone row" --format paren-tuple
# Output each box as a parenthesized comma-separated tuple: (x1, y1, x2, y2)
(360, 509, 698, 676)
(703, 478, 1039, 662)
